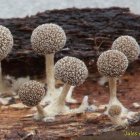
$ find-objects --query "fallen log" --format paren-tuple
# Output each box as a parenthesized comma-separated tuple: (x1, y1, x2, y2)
(0, 7, 140, 77)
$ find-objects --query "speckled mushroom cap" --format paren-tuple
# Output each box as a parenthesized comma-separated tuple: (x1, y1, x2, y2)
(31, 23, 66, 55)
(112, 35, 140, 62)
(108, 105, 122, 117)
(97, 50, 128, 77)
(18, 80, 45, 107)
(0, 25, 13, 61)
(55, 56, 88, 86)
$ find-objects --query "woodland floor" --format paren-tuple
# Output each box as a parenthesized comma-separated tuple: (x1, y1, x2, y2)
(0, 62, 140, 140)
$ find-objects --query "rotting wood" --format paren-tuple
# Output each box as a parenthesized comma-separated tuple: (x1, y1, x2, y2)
(0, 7, 140, 77)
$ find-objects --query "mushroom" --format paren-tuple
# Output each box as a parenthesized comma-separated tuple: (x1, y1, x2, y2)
(18, 80, 46, 120)
(31, 23, 66, 103)
(108, 105, 128, 127)
(112, 35, 140, 62)
(43, 56, 88, 119)
(0, 25, 13, 92)
(97, 50, 129, 114)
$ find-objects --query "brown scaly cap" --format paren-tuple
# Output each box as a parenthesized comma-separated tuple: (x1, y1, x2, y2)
(97, 50, 128, 77)
(108, 105, 122, 117)
(18, 80, 45, 107)
(112, 35, 140, 62)
(55, 56, 88, 86)
(31, 23, 66, 55)
(0, 25, 13, 61)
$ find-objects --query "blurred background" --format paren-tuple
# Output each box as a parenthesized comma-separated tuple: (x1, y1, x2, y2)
(0, 0, 139, 18)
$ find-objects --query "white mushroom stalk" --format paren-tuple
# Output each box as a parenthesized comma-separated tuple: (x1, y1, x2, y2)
(18, 80, 46, 120)
(43, 56, 88, 120)
(31, 23, 66, 104)
(45, 54, 55, 96)
(58, 83, 71, 106)
(0, 25, 13, 92)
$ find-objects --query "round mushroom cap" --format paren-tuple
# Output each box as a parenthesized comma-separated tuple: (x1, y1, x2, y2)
(55, 56, 88, 86)
(97, 50, 128, 77)
(112, 35, 140, 62)
(108, 105, 122, 117)
(0, 25, 13, 61)
(31, 23, 66, 55)
(18, 80, 45, 107)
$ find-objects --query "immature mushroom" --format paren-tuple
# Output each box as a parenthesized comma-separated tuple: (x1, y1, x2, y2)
(31, 23, 66, 103)
(97, 50, 129, 114)
(108, 105, 128, 126)
(112, 35, 140, 62)
(0, 25, 13, 92)
(43, 56, 88, 118)
(18, 80, 46, 120)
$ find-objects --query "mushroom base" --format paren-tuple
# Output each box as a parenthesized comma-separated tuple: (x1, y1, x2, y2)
(106, 96, 137, 126)
(41, 86, 77, 105)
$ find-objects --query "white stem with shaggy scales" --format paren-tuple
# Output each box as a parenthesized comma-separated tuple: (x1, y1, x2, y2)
(109, 78, 117, 101)
(45, 53, 55, 96)
(58, 83, 71, 105)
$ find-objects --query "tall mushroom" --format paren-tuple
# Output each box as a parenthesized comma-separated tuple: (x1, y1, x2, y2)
(97, 50, 128, 114)
(31, 23, 66, 103)
(112, 35, 140, 62)
(43, 56, 88, 118)
(0, 25, 13, 92)
(18, 80, 46, 120)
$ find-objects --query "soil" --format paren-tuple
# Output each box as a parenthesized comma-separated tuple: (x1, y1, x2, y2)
(0, 64, 140, 140)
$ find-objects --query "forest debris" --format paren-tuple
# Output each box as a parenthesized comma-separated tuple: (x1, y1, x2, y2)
(132, 102, 140, 109)
(0, 97, 15, 105)
(98, 104, 107, 111)
(9, 103, 28, 109)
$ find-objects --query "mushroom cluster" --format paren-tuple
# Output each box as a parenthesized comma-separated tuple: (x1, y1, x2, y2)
(31, 23, 76, 104)
(0, 25, 13, 92)
(43, 56, 88, 119)
(97, 44, 139, 126)
(2, 22, 138, 127)
(97, 50, 129, 116)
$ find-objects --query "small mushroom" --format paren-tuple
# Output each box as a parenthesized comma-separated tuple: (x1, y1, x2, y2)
(43, 56, 88, 119)
(108, 105, 128, 127)
(31, 23, 66, 103)
(0, 25, 13, 92)
(18, 80, 46, 120)
(112, 35, 140, 62)
(97, 50, 129, 115)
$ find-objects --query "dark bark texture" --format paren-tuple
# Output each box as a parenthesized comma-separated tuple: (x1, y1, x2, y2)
(0, 7, 140, 77)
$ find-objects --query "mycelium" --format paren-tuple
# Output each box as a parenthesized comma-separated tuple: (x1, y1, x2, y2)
(31, 23, 66, 104)
(18, 80, 46, 120)
(43, 56, 88, 119)
(0, 25, 13, 92)
(112, 35, 140, 62)
(97, 50, 135, 125)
